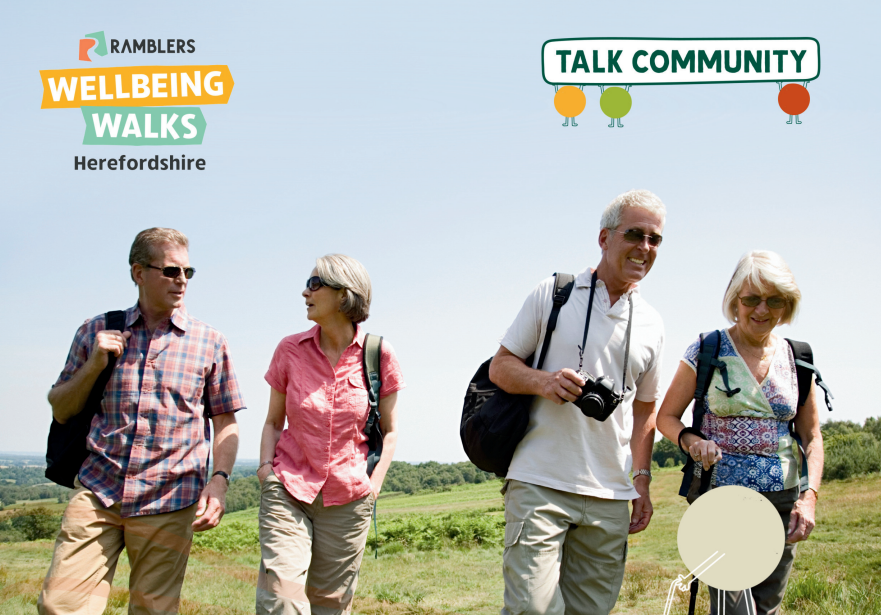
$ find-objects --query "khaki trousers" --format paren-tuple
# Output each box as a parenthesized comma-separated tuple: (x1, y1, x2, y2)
(708, 487, 800, 615)
(256, 472, 375, 615)
(38, 480, 196, 615)
(501, 479, 631, 615)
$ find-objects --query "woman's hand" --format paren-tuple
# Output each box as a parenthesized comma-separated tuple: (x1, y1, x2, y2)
(257, 463, 274, 485)
(688, 438, 723, 471)
(369, 476, 382, 499)
(787, 490, 817, 543)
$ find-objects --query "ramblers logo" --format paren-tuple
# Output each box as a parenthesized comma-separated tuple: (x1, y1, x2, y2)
(79, 31, 107, 62)
(542, 38, 820, 127)
(42, 30, 234, 168)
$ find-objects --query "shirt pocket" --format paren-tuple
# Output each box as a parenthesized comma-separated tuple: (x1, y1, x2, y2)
(166, 362, 207, 415)
(348, 373, 370, 415)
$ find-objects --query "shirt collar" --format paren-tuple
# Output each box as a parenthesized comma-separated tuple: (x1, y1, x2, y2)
(128, 302, 189, 332)
(575, 266, 640, 297)
(298, 323, 364, 347)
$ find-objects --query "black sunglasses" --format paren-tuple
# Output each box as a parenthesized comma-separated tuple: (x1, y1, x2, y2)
(739, 295, 787, 309)
(613, 228, 663, 247)
(305, 275, 340, 292)
(145, 264, 196, 279)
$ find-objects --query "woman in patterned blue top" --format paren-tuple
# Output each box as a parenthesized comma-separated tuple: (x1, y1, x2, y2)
(658, 250, 824, 615)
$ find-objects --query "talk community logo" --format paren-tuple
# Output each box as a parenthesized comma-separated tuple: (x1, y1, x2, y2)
(542, 38, 820, 127)
(39, 30, 233, 146)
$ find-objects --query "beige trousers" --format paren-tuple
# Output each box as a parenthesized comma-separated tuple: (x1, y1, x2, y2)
(38, 480, 196, 615)
(256, 472, 375, 615)
(501, 479, 631, 615)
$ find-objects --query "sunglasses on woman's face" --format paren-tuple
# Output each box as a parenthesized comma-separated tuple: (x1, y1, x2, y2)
(739, 295, 787, 309)
(613, 228, 663, 247)
(145, 264, 196, 279)
(305, 275, 339, 292)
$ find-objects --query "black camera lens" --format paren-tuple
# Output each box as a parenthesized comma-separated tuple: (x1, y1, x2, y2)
(575, 392, 606, 418)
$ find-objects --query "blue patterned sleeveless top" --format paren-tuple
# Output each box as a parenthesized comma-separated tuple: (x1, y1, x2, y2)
(683, 329, 801, 492)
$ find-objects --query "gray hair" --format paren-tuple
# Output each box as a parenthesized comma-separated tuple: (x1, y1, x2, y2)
(316, 254, 372, 324)
(722, 250, 801, 325)
(600, 189, 667, 230)
(129, 228, 189, 283)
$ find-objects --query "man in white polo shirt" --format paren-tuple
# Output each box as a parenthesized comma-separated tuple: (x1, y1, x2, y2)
(489, 189, 666, 615)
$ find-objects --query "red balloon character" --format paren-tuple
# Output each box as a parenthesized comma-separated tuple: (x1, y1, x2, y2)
(778, 83, 810, 125)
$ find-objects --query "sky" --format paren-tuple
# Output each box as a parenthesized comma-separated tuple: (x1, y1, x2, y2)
(1, 1, 878, 464)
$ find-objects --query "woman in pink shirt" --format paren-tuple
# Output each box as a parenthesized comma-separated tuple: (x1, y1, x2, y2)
(255, 254, 405, 615)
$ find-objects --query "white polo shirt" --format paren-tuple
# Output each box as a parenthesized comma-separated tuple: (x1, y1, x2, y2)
(500, 267, 665, 500)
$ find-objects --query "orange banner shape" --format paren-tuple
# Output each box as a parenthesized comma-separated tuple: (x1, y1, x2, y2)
(39, 65, 234, 109)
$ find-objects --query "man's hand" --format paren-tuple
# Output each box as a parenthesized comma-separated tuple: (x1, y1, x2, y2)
(49, 328, 133, 424)
(89, 329, 132, 371)
(540, 369, 586, 405)
(192, 475, 228, 532)
(629, 476, 653, 534)
(786, 490, 817, 544)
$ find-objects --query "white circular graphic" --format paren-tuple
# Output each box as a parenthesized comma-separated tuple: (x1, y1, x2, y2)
(677, 485, 785, 591)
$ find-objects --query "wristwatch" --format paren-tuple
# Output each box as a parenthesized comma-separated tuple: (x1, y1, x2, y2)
(633, 469, 653, 482)
(212, 470, 230, 486)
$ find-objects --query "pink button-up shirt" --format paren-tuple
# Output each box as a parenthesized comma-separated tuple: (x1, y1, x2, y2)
(265, 325, 405, 506)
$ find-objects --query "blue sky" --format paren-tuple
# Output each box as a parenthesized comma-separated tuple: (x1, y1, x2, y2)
(1, 1, 878, 463)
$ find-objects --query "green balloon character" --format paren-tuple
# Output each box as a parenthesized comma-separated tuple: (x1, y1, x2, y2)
(599, 86, 632, 128)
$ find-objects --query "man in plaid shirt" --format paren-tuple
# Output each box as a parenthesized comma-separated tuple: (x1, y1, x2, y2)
(39, 228, 246, 615)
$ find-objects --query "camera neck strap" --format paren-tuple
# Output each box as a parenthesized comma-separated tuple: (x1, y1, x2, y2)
(576, 270, 634, 394)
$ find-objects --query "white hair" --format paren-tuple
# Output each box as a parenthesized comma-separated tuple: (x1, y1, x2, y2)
(315, 254, 372, 324)
(722, 250, 801, 325)
(600, 189, 667, 230)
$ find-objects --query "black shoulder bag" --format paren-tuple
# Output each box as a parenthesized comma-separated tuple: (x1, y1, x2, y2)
(460, 273, 575, 476)
(45, 310, 126, 488)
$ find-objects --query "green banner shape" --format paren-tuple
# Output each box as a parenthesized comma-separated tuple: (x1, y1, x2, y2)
(81, 106, 206, 145)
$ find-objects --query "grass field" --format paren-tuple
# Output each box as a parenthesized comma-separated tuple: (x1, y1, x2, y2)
(1, 469, 879, 614)
(0, 499, 65, 520)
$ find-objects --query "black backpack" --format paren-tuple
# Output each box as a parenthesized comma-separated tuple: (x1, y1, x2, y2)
(45, 310, 126, 489)
(362, 333, 383, 477)
(679, 330, 834, 614)
(460, 273, 575, 476)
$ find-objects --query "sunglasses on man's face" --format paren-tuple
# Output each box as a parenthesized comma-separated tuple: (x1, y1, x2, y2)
(739, 295, 786, 309)
(613, 228, 663, 247)
(146, 264, 196, 279)
(305, 275, 340, 292)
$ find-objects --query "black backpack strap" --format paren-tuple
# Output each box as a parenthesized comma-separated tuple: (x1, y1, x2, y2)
(534, 272, 575, 371)
(679, 330, 731, 498)
(94, 310, 127, 395)
(694, 330, 740, 401)
(785, 339, 833, 492)
(785, 339, 833, 412)
(363, 334, 384, 476)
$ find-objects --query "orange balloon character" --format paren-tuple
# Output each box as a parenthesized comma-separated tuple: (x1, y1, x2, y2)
(554, 86, 586, 127)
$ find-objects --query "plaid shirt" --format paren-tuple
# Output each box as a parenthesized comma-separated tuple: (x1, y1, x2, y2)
(53, 303, 246, 517)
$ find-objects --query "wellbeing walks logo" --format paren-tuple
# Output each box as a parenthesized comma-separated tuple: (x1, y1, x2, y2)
(41, 29, 234, 169)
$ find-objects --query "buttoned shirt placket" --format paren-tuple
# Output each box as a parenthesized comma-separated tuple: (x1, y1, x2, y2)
(123, 317, 173, 515)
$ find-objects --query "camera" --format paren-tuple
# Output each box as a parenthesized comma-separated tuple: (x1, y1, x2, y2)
(573, 369, 623, 422)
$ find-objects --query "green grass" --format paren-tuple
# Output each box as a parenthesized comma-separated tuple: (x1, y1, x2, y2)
(376, 480, 505, 514)
(1, 469, 879, 614)
(0, 500, 66, 520)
